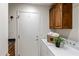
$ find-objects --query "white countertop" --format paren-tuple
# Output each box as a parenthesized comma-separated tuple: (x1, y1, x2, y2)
(41, 39, 79, 56)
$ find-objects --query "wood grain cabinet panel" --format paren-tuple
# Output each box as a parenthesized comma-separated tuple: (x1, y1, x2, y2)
(49, 3, 72, 29)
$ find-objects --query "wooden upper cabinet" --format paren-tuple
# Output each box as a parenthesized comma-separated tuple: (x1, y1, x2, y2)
(49, 3, 72, 29)
(54, 4, 62, 28)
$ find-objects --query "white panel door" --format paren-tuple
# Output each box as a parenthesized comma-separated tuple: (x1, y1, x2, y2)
(18, 11, 40, 56)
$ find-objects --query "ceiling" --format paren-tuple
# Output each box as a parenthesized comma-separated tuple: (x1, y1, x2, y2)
(29, 3, 53, 6)
(9, 3, 53, 7)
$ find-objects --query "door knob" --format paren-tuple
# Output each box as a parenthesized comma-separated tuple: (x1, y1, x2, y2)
(36, 39, 39, 41)
(36, 35, 39, 41)
(36, 35, 38, 38)
(18, 35, 20, 39)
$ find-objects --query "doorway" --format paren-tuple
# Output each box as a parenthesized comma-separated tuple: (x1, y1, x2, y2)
(16, 11, 40, 56)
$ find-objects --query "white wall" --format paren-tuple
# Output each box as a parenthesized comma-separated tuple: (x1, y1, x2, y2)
(0, 3, 8, 56)
(68, 3, 79, 41)
(9, 3, 50, 55)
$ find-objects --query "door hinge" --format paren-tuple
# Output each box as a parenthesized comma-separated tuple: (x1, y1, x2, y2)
(18, 35, 20, 39)
(16, 15, 20, 19)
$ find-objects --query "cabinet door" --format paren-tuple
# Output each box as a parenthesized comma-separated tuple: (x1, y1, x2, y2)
(49, 9, 52, 28)
(62, 3, 72, 28)
(54, 4, 62, 28)
(49, 8, 54, 29)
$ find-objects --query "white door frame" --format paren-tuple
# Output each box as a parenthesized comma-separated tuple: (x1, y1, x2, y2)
(16, 10, 41, 56)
